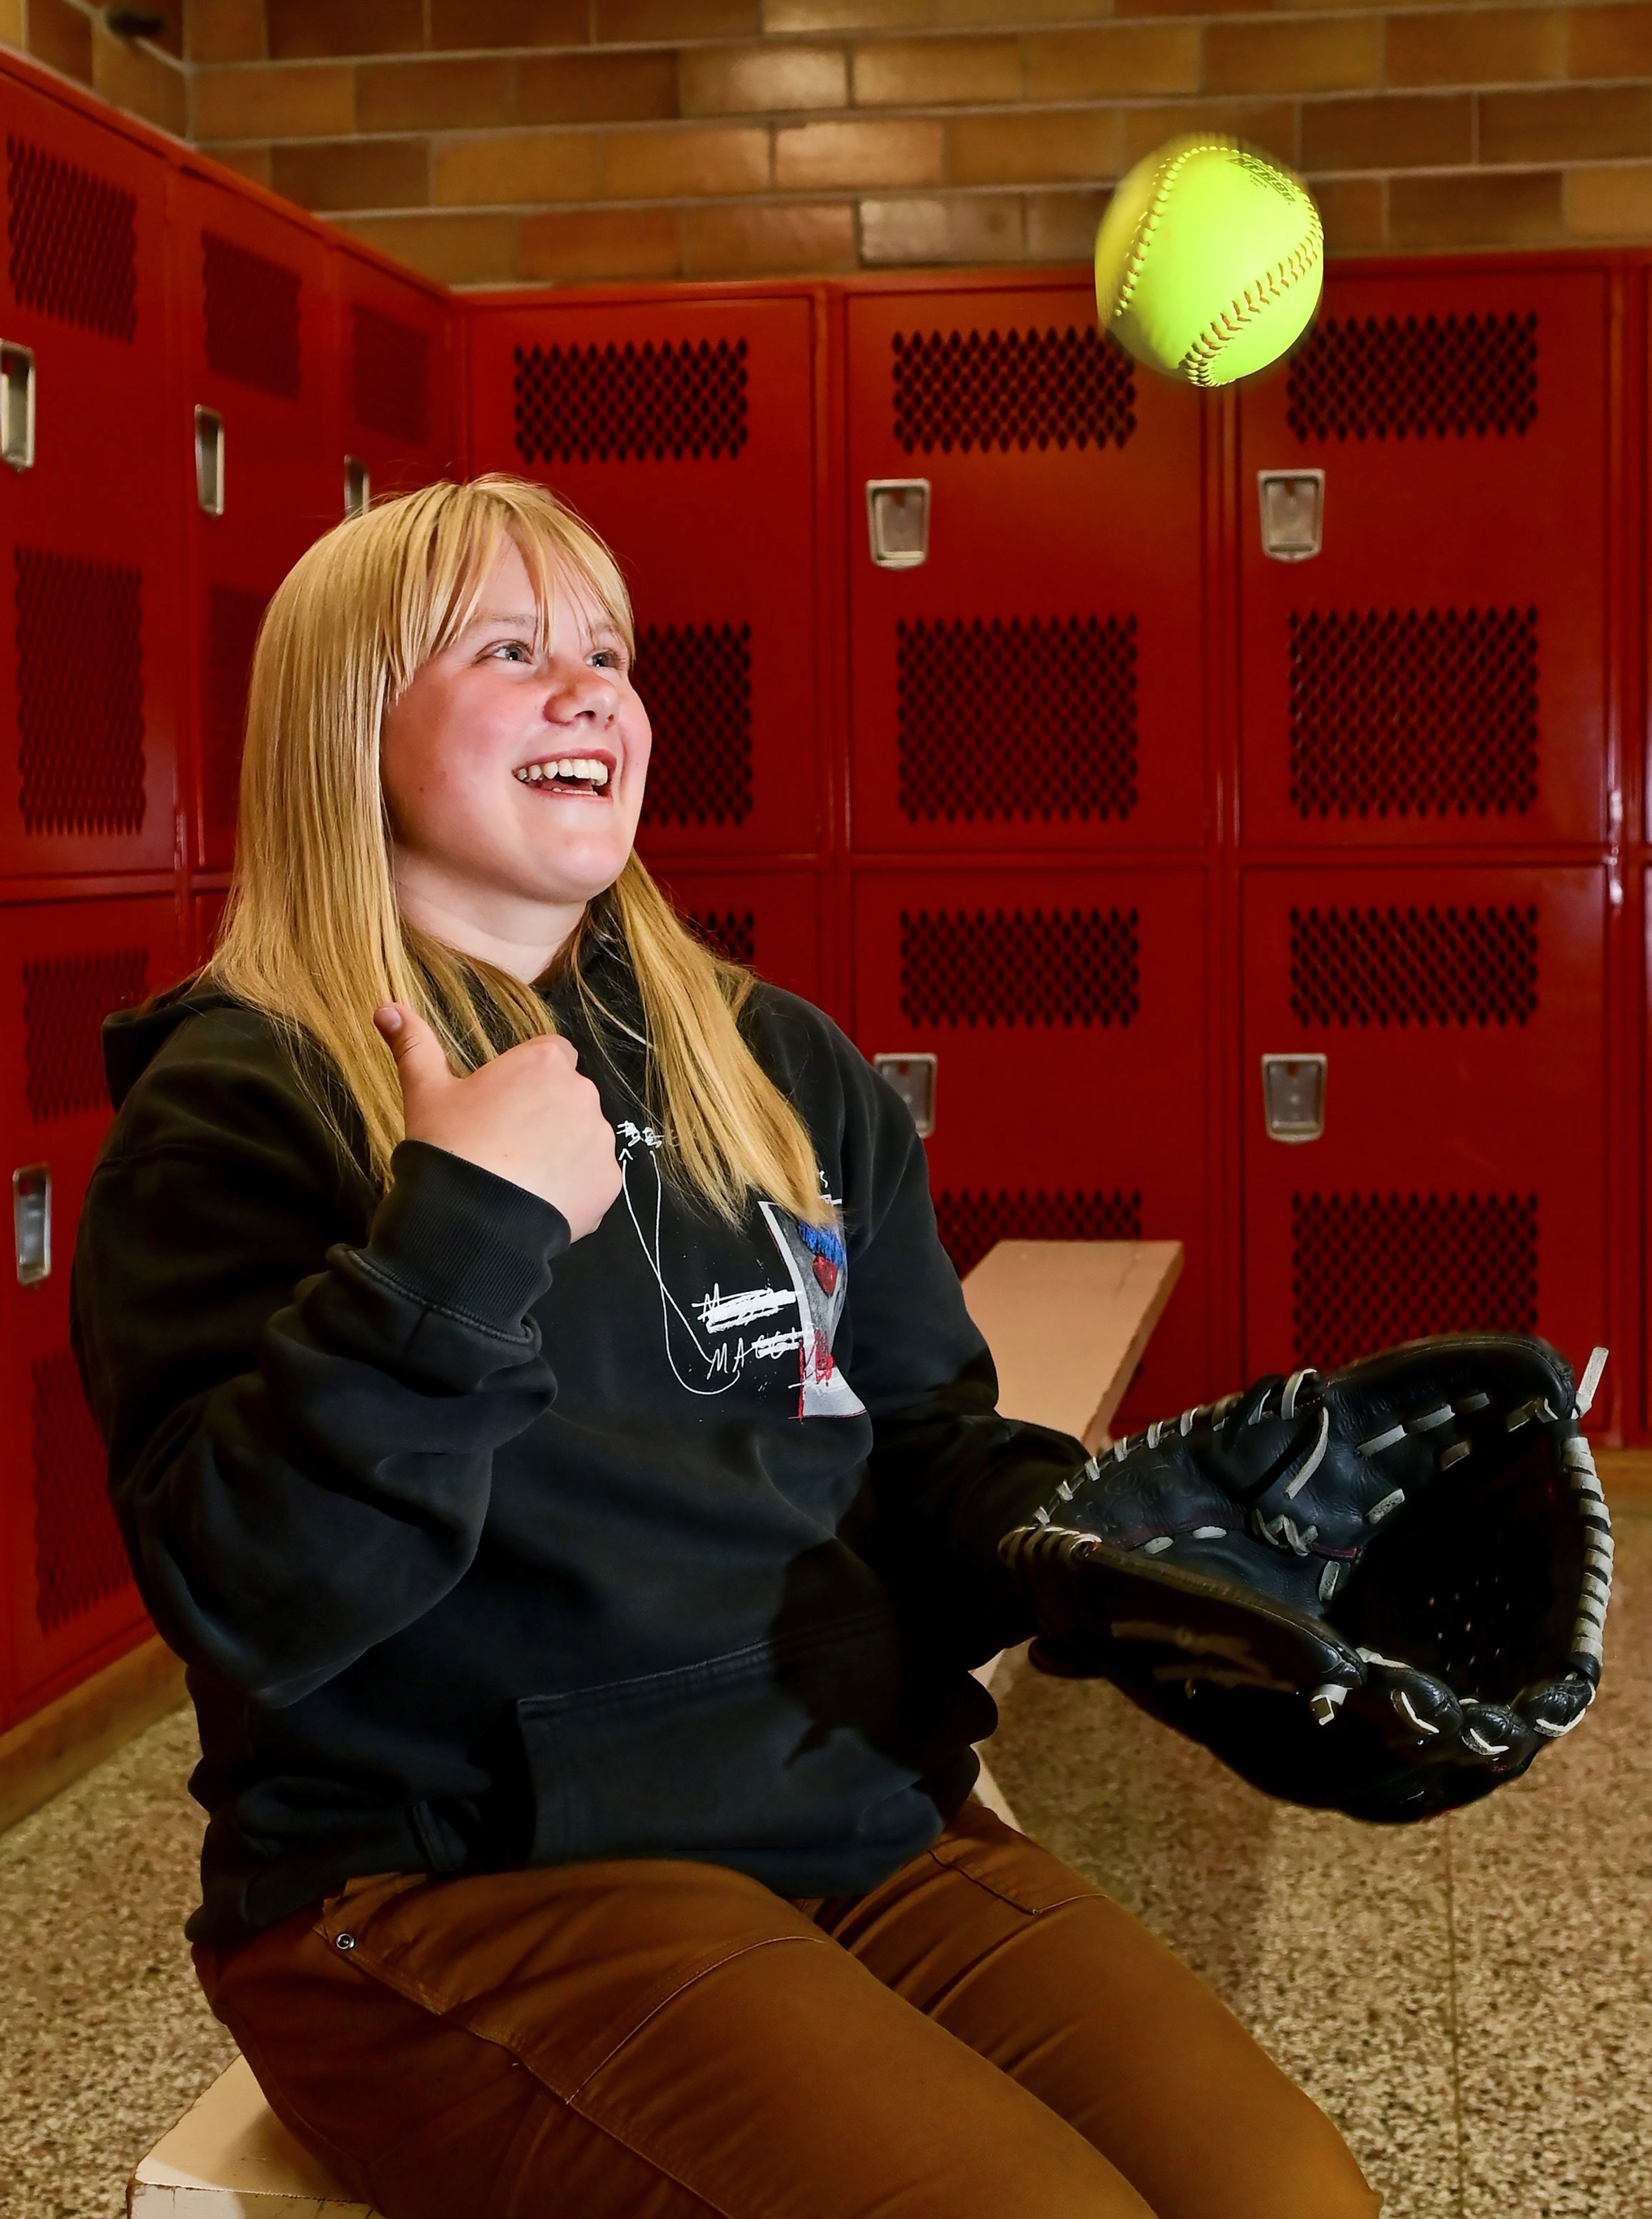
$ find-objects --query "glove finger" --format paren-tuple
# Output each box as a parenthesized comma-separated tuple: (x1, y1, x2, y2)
(1458, 1700, 1538, 1771)
(1516, 1673, 1595, 1744)
(1347, 1661, 1464, 1758)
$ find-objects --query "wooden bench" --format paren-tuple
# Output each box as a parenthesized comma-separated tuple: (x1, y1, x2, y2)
(131, 1237, 1184, 2216)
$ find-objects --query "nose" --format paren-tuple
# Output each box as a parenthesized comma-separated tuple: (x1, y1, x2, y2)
(542, 656, 614, 725)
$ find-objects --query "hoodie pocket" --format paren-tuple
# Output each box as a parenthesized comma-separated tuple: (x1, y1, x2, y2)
(517, 1609, 947, 1870)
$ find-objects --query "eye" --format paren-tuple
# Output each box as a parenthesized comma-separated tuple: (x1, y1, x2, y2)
(591, 647, 626, 673)
(486, 639, 533, 664)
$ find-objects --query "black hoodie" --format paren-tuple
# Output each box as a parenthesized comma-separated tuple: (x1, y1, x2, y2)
(70, 941, 1084, 1944)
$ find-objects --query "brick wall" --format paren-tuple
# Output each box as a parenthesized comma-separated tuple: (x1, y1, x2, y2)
(8, 0, 1652, 285)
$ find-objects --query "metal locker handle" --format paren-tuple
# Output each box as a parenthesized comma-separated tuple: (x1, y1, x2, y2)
(13, 1163, 50, 1284)
(0, 341, 35, 471)
(866, 480, 930, 570)
(344, 455, 370, 519)
(873, 1052, 936, 1136)
(195, 405, 225, 516)
(1257, 469, 1324, 562)
(1261, 1054, 1326, 1143)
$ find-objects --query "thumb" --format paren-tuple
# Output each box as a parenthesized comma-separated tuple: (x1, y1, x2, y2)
(373, 1003, 453, 1104)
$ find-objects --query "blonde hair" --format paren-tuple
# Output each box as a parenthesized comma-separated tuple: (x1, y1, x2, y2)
(208, 474, 829, 1227)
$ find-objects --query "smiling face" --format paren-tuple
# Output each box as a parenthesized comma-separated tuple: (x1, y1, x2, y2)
(379, 536, 651, 982)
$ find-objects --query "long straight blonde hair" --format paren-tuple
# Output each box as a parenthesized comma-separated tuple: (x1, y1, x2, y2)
(209, 474, 829, 1226)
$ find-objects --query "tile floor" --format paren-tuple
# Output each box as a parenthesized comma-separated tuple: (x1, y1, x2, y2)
(1, 1505, 1647, 2218)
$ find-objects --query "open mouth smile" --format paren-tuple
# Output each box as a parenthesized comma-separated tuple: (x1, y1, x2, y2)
(514, 752, 614, 797)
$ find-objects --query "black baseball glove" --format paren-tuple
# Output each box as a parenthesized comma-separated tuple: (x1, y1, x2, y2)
(999, 1334, 1612, 1821)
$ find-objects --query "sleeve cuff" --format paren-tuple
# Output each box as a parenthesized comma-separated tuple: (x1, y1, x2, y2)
(367, 1139, 570, 1330)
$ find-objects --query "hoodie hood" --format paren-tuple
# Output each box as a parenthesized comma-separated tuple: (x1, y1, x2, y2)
(102, 978, 239, 1111)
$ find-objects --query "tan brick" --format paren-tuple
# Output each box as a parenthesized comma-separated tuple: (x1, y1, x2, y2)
(204, 143, 275, 188)
(1387, 9, 1567, 86)
(597, 0, 759, 40)
(29, 0, 92, 84)
(1301, 93, 1473, 172)
(851, 34, 1021, 106)
(682, 42, 847, 115)
(1122, 100, 1298, 167)
(434, 130, 602, 206)
(948, 108, 1122, 185)
(1026, 187, 1109, 260)
(1313, 173, 1386, 250)
(185, 0, 265, 63)
(519, 52, 680, 126)
(266, 0, 422, 60)
(271, 138, 427, 210)
(775, 116, 941, 188)
(1566, 159, 1652, 234)
(430, 0, 587, 48)
(1114, 0, 1268, 16)
(336, 211, 520, 286)
(764, 0, 930, 26)
(1568, 3, 1652, 79)
(192, 62, 354, 139)
(604, 123, 771, 197)
(93, 20, 188, 134)
(859, 191, 1023, 262)
(357, 59, 515, 133)
(519, 206, 683, 281)
(1025, 27, 1199, 101)
(1204, 18, 1381, 96)
(0, 0, 23, 46)
(1482, 83, 1652, 163)
(1389, 167, 1564, 247)
(684, 199, 856, 273)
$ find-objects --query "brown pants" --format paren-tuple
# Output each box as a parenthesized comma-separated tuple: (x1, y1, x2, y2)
(195, 1799, 1381, 2219)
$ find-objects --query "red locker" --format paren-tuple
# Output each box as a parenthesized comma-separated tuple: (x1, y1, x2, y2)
(1237, 265, 1610, 851)
(851, 863, 1211, 1422)
(468, 293, 823, 862)
(1241, 866, 1608, 1401)
(647, 862, 824, 1006)
(0, 69, 182, 880)
(844, 283, 1208, 859)
(179, 164, 342, 873)
(1, 893, 188, 1720)
(335, 246, 458, 506)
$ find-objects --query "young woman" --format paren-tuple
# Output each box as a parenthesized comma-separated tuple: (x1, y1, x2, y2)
(72, 477, 1379, 2219)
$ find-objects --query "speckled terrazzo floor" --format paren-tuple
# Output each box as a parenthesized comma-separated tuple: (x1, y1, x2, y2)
(1, 1509, 1647, 2218)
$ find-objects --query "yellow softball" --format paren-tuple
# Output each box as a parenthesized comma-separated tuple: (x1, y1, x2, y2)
(1094, 137, 1324, 388)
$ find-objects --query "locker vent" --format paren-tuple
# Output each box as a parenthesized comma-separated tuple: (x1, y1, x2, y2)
(1289, 608, 1538, 819)
(17, 550, 146, 837)
(636, 622, 752, 828)
(351, 303, 431, 445)
(203, 231, 301, 399)
(897, 616, 1136, 824)
(1289, 904, 1538, 1028)
(33, 1349, 132, 1633)
(514, 339, 748, 464)
(892, 327, 1135, 454)
(1286, 313, 1538, 441)
(900, 907, 1139, 1028)
(935, 1188, 1142, 1279)
(24, 948, 149, 1121)
(204, 585, 268, 847)
(687, 909, 756, 965)
(1291, 1192, 1538, 1369)
(7, 136, 138, 341)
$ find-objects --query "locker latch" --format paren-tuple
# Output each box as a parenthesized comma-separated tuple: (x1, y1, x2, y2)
(866, 481, 930, 570)
(195, 406, 225, 516)
(874, 1052, 936, 1136)
(13, 1163, 50, 1284)
(1261, 1055, 1325, 1143)
(1257, 470, 1323, 562)
(0, 342, 35, 472)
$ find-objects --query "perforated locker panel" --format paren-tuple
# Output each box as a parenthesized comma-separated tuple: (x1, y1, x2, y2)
(1237, 267, 1609, 849)
(180, 170, 341, 872)
(192, 883, 228, 968)
(468, 297, 820, 860)
(0, 70, 181, 878)
(647, 866, 823, 1008)
(1241, 868, 1607, 1398)
(851, 866, 1211, 1421)
(0, 895, 187, 1718)
(336, 248, 457, 504)
(845, 288, 1207, 858)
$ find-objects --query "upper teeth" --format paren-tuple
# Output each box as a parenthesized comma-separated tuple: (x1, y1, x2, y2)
(515, 757, 609, 787)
